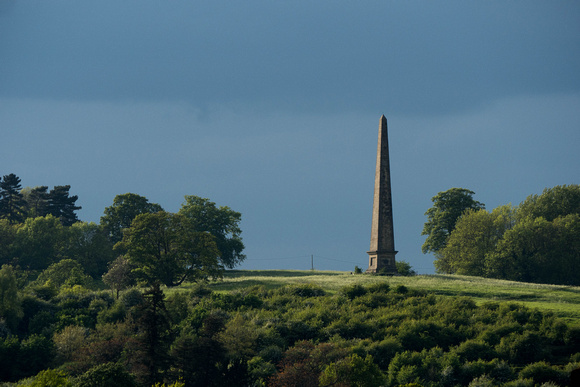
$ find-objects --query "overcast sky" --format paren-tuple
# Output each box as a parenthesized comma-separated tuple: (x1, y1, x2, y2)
(1, 1, 579, 273)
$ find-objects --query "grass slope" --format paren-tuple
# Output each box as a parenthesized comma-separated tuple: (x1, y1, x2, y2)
(174, 270, 580, 324)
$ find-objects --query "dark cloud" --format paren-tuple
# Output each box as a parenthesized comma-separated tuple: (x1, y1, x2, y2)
(1, 1, 579, 116)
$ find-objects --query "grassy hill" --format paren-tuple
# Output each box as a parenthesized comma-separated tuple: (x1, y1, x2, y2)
(173, 270, 580, 324)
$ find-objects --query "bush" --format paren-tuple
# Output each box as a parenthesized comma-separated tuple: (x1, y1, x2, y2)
(72, 362, 136, 387)
(340, 284, 367, 300)
(284, 283, 326, 298)
(367, 282, 390, 293)
(395, 284, 408, 294)
(396, 261, 417, 276)
(519, 361, 568, 386)
(29, 369, 72, 387)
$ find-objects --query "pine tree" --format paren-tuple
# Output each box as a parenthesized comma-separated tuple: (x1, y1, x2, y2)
(47, 185, 82, 226)
(0, 174, 27, 223)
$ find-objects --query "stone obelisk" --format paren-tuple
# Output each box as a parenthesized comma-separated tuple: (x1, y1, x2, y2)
(366, 115, 397, 273)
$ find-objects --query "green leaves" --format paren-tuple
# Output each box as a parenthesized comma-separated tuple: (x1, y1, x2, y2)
(421, 188, 484, 255)
(178, 196, 245, 269)
(118, 212, 222, 287)
(432, 184, 580, 286)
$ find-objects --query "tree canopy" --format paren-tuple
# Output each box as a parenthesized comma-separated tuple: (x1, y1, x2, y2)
(116, 211, 222, 287)
(101, 193, 164, 245)
(431, 184, 580, 285)
(178, 195, 245, 269)
(421, 188, 485, 255)
(0, 174, 27, 224)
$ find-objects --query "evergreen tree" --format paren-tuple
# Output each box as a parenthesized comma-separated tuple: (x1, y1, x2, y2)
(0, 174, 27, 224)
(135, 283, 171, 386)
(22, 186, 50, 218)
(48, 185, 81, 226)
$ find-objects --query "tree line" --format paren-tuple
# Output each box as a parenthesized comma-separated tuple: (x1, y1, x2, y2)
(0, 173, 245, 285)
(422, 185, 580, 285)
(0, 173, 81, 226)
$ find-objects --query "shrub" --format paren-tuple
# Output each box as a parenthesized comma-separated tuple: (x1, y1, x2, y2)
(29, 369, 72, 387)
(395, 284, 408, 294)
(396, 260, 417, 276)
(340, 284, 367, 300)
(519, 361, 568, 386)
(72, 362, 136, 387)
(54, 325, 87, 362)
(367, 282, 390, 293)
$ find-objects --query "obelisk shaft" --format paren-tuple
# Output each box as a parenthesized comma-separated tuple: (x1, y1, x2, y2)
(367, 115, 397, 273)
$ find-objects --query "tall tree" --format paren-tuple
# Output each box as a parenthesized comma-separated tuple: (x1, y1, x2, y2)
(486, 213, 580, 285)
(21, 186, 50, 218)
(116, 211, 222, 287)
(0, 174, 27, 224)
(64, 222, 115, 278)
(12, 215, 67, 271)
(517, 184, 580, 222)
(135, 284, 171, 386)
(0, 265, 23, 332)
(47, 185, 82, 226)
(0, 220, 16, 266)
(437, 205, 515, 275)
(178, 196, 245, 268)
(421, 188, 484, 256)
(101, 193, 164, 244)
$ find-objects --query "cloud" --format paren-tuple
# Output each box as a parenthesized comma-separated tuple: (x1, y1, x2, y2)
(1, 2, 579, 117)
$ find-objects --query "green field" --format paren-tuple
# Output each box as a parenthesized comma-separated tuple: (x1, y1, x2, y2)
(174, 270, 580, 324)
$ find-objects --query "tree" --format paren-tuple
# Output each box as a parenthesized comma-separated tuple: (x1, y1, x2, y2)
(135, 284, 171, 386)
(486, 214, 580, 285)
(101, 193, 164, 245)
(74, 362, 136, 387)
(422, 188, 484, 256)
(117, 211, 222, 287)
(437, 205, 515, 275)
(35, 259, 92, 289)
(319, 354, 386, 387)
(0, 220, 16, 266)
(21, 186, 50, 218)
(0, 174, 27, 224)
(178, 196, 245, 268)
(517, 184, 580, 222)
(65, 222, 115, 278)
(0, 265, 23, 332)
(47, 185, 82, 226)
(102, 256, 135, 299)
(12, 215, 67, 271)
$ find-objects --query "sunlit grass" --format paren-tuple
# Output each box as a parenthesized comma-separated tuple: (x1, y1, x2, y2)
(174, 270, 580, 323)
(188, 270, 580, 324)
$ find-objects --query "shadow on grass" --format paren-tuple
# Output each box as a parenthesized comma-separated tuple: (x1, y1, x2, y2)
(224, 270, 344, 278)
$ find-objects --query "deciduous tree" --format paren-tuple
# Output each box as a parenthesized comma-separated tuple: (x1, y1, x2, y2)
(0, 265, 23, 332)
(117, 212, 222, 287)
(178, 196, 245, 268)
(422, 188, 484, 256)
(437, 205, 515, 275)
(101, 193, 163, 245)
(102, 256, 135, 299)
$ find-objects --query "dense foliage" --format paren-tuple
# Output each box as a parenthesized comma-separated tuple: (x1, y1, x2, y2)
(428, 185, 580, 286)
(1, 276, 579, 386)
(421, 188, 485, 256)
(0, 174, 246, 286)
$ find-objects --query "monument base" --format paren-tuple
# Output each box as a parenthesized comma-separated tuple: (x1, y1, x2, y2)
(366, 250, 398, 274)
